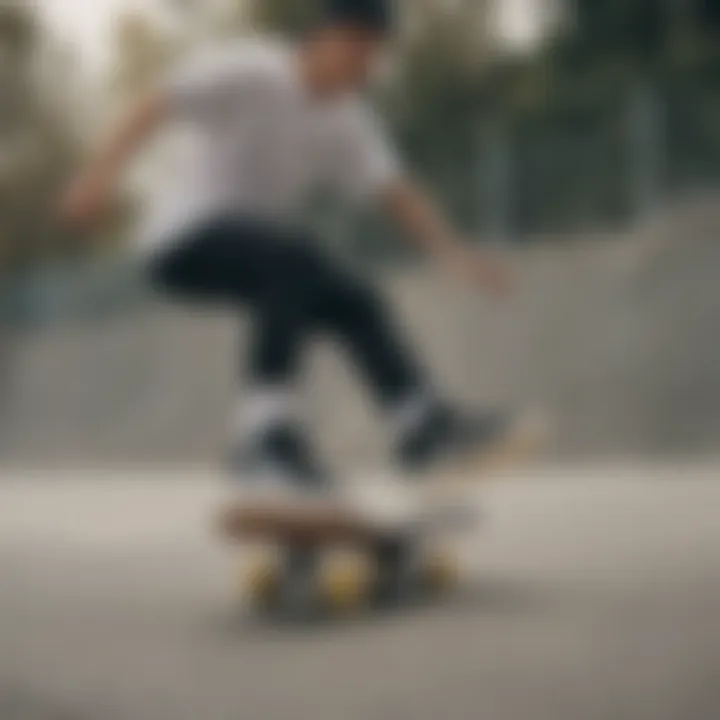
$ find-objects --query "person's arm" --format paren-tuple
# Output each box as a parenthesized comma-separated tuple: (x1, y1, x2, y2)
(59, 90, 168, 228)
(382, 180, 513, 297)
(60, 43, 259, 229)
(342, 105, 513, 297)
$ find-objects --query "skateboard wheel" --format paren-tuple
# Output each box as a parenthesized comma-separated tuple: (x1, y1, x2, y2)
(321, 554, 374, 614)
(241, 557, 281, 609)
(423, 551, 459, 595)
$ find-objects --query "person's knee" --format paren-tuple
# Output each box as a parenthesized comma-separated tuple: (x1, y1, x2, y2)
(325, 279, 389, 336)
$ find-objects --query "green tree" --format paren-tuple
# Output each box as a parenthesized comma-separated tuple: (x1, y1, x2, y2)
(0, 3, 82, 274)
(111, 13, 178, 98)
(251, 0, 323, 34)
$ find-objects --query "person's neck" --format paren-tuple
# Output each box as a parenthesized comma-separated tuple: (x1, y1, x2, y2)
(294, 45, 343, 100)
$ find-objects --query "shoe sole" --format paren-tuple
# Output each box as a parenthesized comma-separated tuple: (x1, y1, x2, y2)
(219, 411, 552, 543)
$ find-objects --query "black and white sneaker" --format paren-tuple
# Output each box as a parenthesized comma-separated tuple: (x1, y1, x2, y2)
(396, 405, 542, 477)
(228, 424, 341, 515)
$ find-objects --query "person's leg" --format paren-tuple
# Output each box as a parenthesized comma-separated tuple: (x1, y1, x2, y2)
(305, 252, 521, 473)
(151, 219, 525, 481)
(310, 257, 427, 409)
(151, 217, 316, 384)
(236, 242, 336, 488)
(150, 218, 424, 408)
(150, 218, 330, 488)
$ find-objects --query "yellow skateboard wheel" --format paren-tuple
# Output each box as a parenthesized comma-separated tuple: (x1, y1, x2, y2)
(240, 556, 281, 609)
(320, 552, 375, 614)
(423, 551, 460, 595)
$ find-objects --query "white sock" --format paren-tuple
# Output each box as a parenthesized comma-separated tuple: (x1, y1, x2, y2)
(234, 387, 295, 443)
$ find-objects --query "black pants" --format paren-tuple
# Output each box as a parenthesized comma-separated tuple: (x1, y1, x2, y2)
(149, 216, 424, 407)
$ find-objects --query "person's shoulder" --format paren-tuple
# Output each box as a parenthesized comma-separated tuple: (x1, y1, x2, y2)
(216, 35, 292, 79)
(184, 35, 292, 83)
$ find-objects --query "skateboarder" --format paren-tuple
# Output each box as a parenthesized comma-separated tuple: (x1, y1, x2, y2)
(60, 0, 517, 509)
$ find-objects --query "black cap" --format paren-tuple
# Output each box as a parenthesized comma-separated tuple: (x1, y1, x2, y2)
(324, 0, 395, 35)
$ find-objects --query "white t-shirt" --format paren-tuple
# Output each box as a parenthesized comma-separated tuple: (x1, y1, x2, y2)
(137, 37, 402, 254)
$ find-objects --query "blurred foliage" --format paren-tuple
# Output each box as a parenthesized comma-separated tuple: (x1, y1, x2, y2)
(482, 1, 720, 125)
(482, 0, 720, 234)
(6, 0, 720, 279)
(111, 14, 178, 98)
(0, 3, 85, 277)
(243, 0, 720, 239)
(0, 2, 35, 56)
(251, 0, 324, 34)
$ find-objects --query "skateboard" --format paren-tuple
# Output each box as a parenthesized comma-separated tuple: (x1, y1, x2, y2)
(217, 411, 547, 620)
(219, 496, 475, 619)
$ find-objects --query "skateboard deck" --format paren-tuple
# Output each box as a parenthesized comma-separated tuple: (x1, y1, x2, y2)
(217, 411, 548, 620)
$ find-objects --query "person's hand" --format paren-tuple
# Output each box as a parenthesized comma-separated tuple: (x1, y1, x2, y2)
(440, 243, 515, 298)
(57, 171, 112, 229)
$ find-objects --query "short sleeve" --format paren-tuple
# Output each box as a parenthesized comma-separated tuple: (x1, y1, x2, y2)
(336, 104, 404, 203)
(163, 42, 261, 121)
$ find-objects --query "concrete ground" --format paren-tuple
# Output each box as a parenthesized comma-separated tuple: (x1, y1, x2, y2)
(2, 464, 720, 720)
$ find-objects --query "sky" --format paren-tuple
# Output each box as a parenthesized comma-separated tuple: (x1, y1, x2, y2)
(38, 0, 541, 72)
(39, 0, 126, 64)
(38, 0, 163, 71)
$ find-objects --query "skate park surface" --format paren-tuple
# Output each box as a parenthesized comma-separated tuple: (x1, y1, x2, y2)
(2, 464, 720, 720)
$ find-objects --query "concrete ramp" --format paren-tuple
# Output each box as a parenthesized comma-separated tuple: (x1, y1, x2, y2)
(2, 198, 720, 463)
